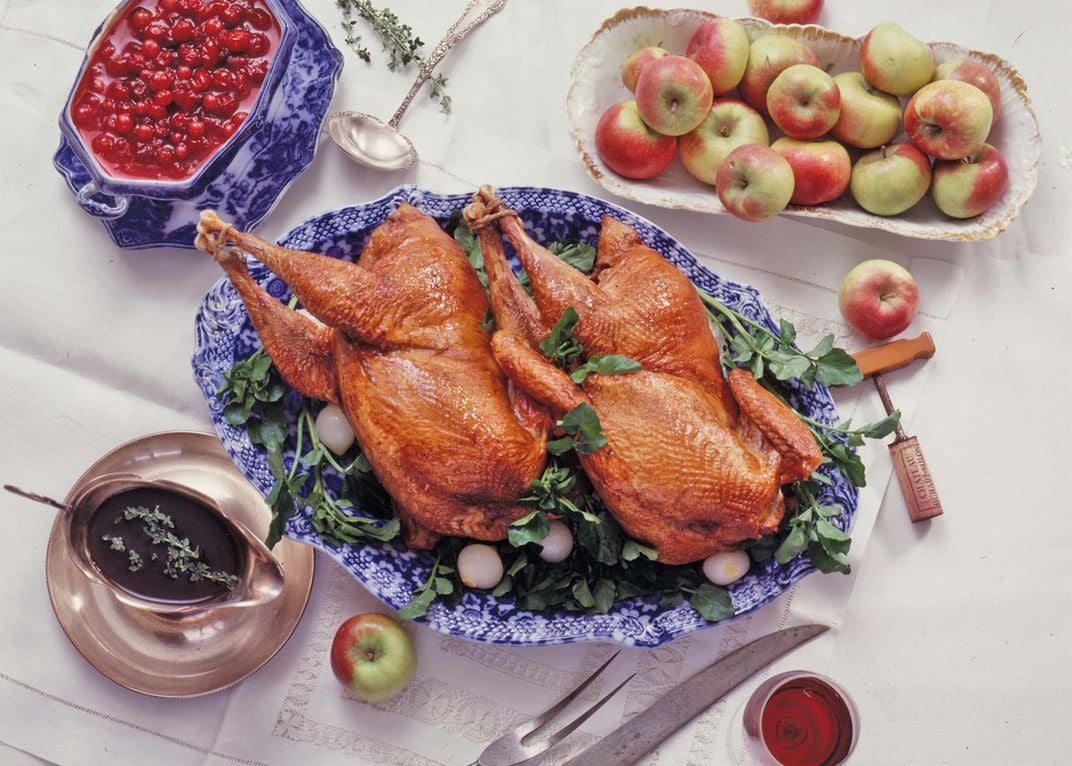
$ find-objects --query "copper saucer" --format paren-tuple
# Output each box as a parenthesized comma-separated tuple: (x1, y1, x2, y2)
(45, 431, 315, 698)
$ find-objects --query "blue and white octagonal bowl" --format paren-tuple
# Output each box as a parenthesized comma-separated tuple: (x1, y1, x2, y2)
(53, 0, 343, 249)
(192, 186, 858, 647)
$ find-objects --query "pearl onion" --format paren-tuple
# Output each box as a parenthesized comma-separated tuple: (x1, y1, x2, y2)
(457, 544, 504, 589)
(315, 403, 355, 454)
(538, 520, 574, 563)
(702, 550, 751, 586)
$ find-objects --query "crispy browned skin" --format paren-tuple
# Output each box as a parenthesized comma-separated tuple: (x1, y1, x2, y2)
(196, 204, 547, 549)
(474, 187, 821, 564)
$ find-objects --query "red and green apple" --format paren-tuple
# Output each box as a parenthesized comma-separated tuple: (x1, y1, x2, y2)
(680, 98, 769, 186)
(838, 259, 920, 340)
(904, 79, 993, 160)
(634, 55, 714, 136)
(594, 100, 678, 179)
(330, 613, 418, 702)
(849, 143, 932, 216)
(716, 143, 796, 222)
(772, 137, 850, 205)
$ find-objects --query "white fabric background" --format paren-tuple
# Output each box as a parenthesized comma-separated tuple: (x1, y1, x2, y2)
(0, 0, 1069, 764)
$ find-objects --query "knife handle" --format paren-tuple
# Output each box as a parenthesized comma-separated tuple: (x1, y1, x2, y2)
(852, 332, 936, 379)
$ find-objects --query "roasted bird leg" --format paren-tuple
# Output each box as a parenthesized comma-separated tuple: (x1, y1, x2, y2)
(196, 204, 548, 549)
(208, 245, 340, 405)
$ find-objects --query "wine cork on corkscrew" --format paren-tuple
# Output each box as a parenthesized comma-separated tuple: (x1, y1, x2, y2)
(850, 332, 943, 523)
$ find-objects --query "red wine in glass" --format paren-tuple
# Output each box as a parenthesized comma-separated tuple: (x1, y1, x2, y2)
(739, 671, 859, 765)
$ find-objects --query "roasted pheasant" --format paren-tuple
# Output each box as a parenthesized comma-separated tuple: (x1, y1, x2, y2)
(195, 204, 548, 549)
(467, 187, 821, 565)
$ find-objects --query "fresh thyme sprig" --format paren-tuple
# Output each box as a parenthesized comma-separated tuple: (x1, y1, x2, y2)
(336, 0, 452, 113)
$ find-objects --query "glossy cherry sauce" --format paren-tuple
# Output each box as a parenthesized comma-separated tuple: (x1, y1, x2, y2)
(760, 676, 855, 766)
(70, 0, 280, 181)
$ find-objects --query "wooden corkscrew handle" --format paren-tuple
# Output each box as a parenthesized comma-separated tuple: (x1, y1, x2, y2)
(852, 332, 936, 379)
(850, 333, 943, 523)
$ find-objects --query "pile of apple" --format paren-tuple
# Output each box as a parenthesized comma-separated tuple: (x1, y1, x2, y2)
(595, 17, 1010, 223)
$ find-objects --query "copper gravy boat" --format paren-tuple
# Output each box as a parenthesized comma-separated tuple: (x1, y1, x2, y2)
(8, 472, 284, 616)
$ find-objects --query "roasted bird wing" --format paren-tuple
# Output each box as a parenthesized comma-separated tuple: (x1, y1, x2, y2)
(468, 187, 821, 564)
(196, 203, 547, 549)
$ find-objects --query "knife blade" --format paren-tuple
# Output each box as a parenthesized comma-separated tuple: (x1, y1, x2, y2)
(563, 624, 828, 766)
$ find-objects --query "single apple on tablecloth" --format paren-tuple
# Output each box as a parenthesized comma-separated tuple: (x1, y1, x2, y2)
(838, 259, 920, 340)
(330, 613, 418, 703)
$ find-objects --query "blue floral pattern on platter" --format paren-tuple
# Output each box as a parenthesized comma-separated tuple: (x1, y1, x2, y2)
(52, 0, 343, 250)
(191, 186, 858, 647)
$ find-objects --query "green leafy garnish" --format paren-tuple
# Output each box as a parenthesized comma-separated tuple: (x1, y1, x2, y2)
(547, 402, 608, 455)
(699, 291, 862, 389)
(688, 582, 735, 621)
(448, 212, 487, 288)
(216, 346, 400, 551)
(538, 307, 583, 368)
(397, 545, 463, 620)
(696, 286, 901, 574)
(570, 354, 642, 384)
(546, 240, 597, 272)
(106, 505, 239, 590)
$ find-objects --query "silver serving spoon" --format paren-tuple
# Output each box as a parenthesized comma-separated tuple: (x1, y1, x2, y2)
(327, 0, 508, 171)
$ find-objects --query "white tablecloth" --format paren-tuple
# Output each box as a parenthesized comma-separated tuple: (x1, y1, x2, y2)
(1, 1, 1069, 764)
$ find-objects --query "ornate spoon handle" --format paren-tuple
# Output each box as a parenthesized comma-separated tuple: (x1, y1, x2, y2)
(387, 0, 508, 128)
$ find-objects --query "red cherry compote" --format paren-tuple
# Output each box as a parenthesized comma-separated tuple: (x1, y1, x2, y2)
(70, 0, 280, 181)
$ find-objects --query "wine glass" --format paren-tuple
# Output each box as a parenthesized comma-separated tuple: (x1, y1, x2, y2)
(729, 670, 860, 765)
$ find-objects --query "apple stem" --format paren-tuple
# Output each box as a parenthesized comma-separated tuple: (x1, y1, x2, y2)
(880, 145, 888, 160)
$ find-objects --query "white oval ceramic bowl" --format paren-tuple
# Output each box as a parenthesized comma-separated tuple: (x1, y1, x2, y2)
(565, 7, 1041, 241)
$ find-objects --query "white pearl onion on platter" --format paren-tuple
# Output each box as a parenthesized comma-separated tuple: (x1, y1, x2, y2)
(457, 544, 504, 589)
(702, 550, 751, 586)
(315, 403, 355, 454)
(538, 520, 574, 563)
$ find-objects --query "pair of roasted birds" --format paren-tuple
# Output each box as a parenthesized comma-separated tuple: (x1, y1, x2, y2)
(195, 186, 820, 565)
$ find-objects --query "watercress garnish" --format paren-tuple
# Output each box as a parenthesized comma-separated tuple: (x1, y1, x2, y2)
(547, 402, 607, 456)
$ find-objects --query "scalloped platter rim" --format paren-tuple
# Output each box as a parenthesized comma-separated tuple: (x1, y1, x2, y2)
(565, 6, 1041, 241)
(191, 185, 858, 647)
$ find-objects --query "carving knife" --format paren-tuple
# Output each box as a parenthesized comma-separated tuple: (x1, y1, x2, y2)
(851, 332, 943, 523)
(564, 624, 828, 766)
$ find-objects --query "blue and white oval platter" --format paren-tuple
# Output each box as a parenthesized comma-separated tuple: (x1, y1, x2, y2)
(191, 186, 857, 647)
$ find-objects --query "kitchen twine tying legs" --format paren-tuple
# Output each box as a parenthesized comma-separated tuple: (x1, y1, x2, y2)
(194, 211, 238, 263)
(464, 184, 519, 232)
